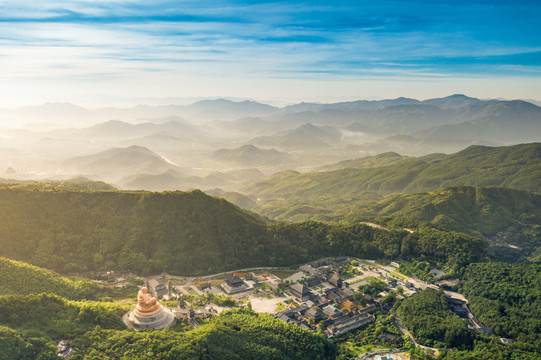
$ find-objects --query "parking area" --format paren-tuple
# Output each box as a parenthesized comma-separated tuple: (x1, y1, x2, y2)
(249, 296, 290, 313)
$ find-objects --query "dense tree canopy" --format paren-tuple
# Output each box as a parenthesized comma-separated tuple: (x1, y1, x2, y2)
(0, 294, 127, 340)
(71, 308, 336, 360)
(397, 289, 474, 349)
(460, 263, 541, 349)
(0, 257, 100, 300)
(0, 188, 486, 276)
(0, 326, 57, 360)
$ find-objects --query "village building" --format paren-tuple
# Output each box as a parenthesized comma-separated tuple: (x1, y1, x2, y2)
(340, 299, 358, 313)
(244, 273, 254, 280)
(148, 279, 167, 297)
(446, 297, 468, 318)
(328, 314, 375, 337)
(300, 264, 319, 276)
(304, 307, 323, 322)
(328, 272, 342, 287)
(338, 287, 354, 298)
(359, 303, 377, 314)
(325, 287, 353, 302)
(308, 259, 330, 268)
(285, 305, 309, 316)
(222, 276, 248, 294)
(277, 313, 296, 325)
(304, 277, 323, 287)
(331, 257, 350, 268)
(322, 304, 344, 319)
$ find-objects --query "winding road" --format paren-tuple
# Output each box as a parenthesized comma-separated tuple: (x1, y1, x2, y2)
(394, 312, 440, 357)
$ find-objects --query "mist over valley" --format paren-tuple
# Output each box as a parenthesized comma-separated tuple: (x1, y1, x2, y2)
(2, 94, 540, 195)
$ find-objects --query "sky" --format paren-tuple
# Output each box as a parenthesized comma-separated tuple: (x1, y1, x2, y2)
(0, 0, 540, 107)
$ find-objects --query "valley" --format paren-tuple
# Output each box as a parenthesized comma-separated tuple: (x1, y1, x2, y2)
(0, 97, 540, 360)
(2, 0, 541, 357)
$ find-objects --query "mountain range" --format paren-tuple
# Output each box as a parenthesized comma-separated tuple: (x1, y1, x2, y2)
(242, 143, 541, 223)
(1, 94, 540, 191)
(247, 142, 541, 196)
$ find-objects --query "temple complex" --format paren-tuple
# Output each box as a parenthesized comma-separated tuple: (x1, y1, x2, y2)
(123, 287, 176, 330)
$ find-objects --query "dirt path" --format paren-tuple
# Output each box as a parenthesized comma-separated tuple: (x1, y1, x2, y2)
(395, 312, 439, 357)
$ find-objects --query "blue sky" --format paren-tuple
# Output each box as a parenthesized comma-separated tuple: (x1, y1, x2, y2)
(0, 0, 540, 106)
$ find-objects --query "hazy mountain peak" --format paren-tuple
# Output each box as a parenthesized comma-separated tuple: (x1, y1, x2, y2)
(124, 144, 154, 152)
(297, 122, 319, 130)
(447, 94, 476, 99)
(212, 144, 292, 166)
(422, 94, 481, 109)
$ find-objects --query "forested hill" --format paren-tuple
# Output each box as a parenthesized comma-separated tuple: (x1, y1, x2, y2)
(0, 257, 100, 300)
(0, 188, 268, 275)
(244, 142, 541, 202)
(460, 263, 541, 350)
(0, 187, 486, 275)
(357, 186, 541, 262)
(0, 300, 336, 360)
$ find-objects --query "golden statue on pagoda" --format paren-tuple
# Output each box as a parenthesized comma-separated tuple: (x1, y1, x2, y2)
(123, 286, 176, 330)
(134, 287, 161, 316)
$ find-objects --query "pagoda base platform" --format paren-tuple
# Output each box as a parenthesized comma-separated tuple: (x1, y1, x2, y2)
(123, 307, 176, 330)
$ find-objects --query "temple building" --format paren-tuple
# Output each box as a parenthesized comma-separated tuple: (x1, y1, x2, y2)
(222, 276, 248, 294)
(123, 287, 176, 330)
(289, 283, 312, 301)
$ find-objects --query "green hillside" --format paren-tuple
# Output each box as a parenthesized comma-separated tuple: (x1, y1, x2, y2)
(0, 187, 485, 275)
(0, 293, 127, 341)
(0, 187, 269, 275)
(358, 186, 541, 261)
(245, 143, 541, 206)
(71, 308, 336, 360)
(0, 257, 100, 300)
(0, 299, 335, 360)
(251, 186, 541, 262)
(0, 325, 57, 360)
(460, 263, 541, 349)
(397, 289, 474, 348)
(316, 151, 413, 171)
(398, 284, 541, 359)
(0, 180, 116, 191)
(244, 143, 541, 226)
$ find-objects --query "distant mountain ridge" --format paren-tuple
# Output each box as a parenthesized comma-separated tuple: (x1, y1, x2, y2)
(244, 143, 541, 219)
(3, 94, 540, 183)
(62, 145, 181, 181)
(251, 123, 342, 150)
(317, 151, 411, 171)
(212, 144, 292, 166)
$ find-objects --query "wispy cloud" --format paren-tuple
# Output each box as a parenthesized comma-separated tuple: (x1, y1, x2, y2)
(0, 0, 540, 104)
